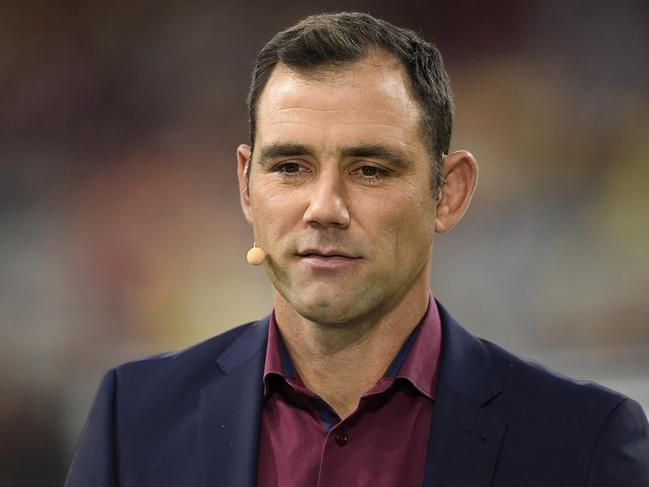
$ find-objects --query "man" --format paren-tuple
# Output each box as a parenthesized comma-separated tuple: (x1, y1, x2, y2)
(66, 12, 649, 486)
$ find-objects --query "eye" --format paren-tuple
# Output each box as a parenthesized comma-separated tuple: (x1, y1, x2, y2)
(359, 166, 381, 177)
(272, 161, 310, 177)
(351, 165, 388, 182)
(277, 162, 301, 173)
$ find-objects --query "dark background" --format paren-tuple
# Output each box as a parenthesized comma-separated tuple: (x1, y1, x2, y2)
(1, 0, 648, 484)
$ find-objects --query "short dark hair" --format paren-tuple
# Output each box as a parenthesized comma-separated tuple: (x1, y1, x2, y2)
(247, 12, 453, 194)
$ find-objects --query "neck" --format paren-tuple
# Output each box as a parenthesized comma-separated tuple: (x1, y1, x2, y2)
(272, 276, 430, 419)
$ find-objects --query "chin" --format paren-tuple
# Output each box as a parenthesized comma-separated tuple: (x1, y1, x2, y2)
(296, 307, 356, 326)
(289, 291, 371, 326)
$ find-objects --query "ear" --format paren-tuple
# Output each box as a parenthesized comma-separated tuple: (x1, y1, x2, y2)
(435, 150, 478, 233)
(237, 144, 254, 224)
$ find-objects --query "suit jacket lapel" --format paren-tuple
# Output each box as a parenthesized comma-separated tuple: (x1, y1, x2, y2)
(424, 303, 507, 487)
(198, 318, 269, 487)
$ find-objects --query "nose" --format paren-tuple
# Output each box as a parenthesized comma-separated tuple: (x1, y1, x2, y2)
(303, 169, 351, 229)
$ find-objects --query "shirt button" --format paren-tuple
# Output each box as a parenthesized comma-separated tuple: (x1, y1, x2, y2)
(335, 431, 349, 446)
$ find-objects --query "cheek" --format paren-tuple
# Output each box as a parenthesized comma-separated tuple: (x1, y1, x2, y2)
(379, 192, 435, 259)
(250, 184, 305, 242)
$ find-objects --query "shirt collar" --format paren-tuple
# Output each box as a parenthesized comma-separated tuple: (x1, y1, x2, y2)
(393, 296, 442, 398)
(263, 294, 442, 400)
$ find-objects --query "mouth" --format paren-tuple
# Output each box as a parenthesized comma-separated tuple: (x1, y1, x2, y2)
(295, 249, 362, 269)
(296, 249, 360, 259)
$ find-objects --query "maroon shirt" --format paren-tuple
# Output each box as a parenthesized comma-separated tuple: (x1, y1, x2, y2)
(257, 297, 442, 486)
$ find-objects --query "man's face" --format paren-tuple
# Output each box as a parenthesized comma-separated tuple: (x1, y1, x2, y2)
(239, 51, 437, 325)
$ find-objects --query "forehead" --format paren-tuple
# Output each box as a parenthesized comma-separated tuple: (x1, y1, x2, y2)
(254, 52, 425, 153)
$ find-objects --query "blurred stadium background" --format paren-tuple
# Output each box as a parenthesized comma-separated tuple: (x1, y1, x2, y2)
(1, 0, 648, 484)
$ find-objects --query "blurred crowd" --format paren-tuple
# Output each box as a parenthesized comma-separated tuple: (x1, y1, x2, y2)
(1, 1, 648, 484)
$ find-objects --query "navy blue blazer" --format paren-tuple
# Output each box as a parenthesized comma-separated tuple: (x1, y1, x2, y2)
(66, 303, 649, 486)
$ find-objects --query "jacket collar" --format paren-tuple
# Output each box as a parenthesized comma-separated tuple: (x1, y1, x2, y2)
(436, 300, 502, 404)
(423, 300, 506, 486)
(199, 317, 270, 487)
(215, 317, 269, 374)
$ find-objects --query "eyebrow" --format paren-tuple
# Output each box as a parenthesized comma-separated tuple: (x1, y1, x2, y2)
(256, 142, 413, 168)
(257, 143, 313, 164)
(341, 144, 412, 168)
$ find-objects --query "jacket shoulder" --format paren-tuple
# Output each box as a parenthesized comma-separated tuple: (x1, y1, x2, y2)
(113, 318, 268, 398)
(482, 338, 628, 411)
(479, 338, 649, 484)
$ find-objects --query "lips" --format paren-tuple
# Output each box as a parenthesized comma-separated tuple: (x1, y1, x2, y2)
(296, 249, 360, 259)
(294, 248, 362, 270)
